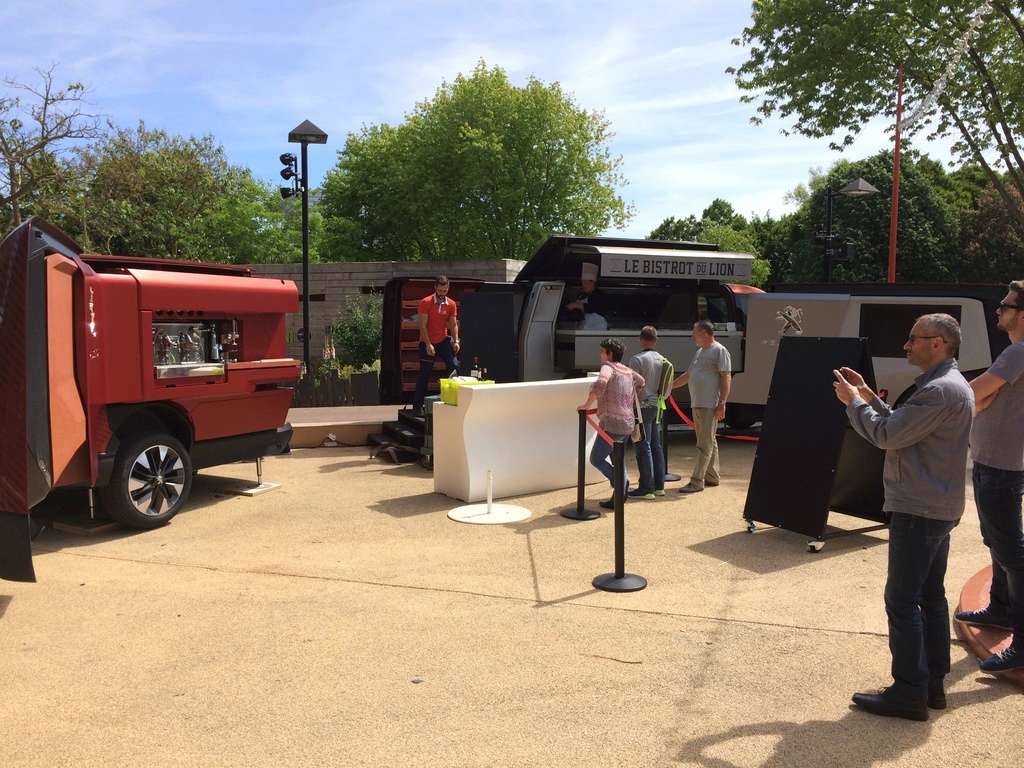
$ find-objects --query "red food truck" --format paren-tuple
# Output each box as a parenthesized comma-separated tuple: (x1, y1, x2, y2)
(0, 219, 301, 582)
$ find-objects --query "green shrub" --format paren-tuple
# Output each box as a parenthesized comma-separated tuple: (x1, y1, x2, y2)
(332, 293, 383, 371)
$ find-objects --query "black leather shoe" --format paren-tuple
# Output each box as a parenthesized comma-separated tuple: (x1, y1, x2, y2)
(980, 644, 1024, 673)
(851, 690, 928, 721)
(928, 681, 946, 710)
(599, 498, 614, 510)
(954, 606, 1012, 631)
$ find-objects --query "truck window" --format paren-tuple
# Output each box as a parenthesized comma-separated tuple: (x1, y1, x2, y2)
(697, 293, 729, 324)
(859, 303, 962, 358)
(656, 289, 696, 329)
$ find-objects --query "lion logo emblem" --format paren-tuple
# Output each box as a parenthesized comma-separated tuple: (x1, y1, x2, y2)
(777, 305, 804, 336)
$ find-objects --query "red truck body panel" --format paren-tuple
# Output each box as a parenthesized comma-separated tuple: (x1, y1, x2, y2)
(1, 219, 302, 581)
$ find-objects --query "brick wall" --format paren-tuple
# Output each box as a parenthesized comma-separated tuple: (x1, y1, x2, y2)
(247, 259, 525, 360)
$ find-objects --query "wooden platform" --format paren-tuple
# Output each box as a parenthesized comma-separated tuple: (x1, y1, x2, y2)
(287, 405, 401, 448)
(955, 565, 1024, 689)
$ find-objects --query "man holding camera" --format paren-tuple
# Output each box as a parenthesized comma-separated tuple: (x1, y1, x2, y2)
(833, 313, 974, 721)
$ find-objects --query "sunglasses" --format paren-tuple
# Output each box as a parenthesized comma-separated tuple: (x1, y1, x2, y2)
(997, 302, 1023, 312)
(906, 334, 942, 344)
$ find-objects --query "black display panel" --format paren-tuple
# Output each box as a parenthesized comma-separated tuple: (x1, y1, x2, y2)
(743, 336, 886, 538)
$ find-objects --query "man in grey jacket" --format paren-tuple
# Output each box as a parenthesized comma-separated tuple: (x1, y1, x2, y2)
(833, 313, 974, 721)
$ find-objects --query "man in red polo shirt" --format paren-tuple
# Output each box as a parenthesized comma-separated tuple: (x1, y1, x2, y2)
(412, 275, 460, 414)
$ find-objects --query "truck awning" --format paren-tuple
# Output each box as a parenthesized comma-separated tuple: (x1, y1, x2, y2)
(128, 268, 299, 314)
(591, 245, 754, 282)
(513, 234, 743, 284)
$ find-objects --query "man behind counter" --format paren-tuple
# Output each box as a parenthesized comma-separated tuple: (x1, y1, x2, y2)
(561, 261, 611, 326)
(412, 275, 460, 416)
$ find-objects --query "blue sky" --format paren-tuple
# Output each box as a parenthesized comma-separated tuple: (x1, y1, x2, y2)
(5, 0, 953, 238)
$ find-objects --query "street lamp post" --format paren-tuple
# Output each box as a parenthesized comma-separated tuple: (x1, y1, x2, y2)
(818, 177, 880, 282)
(280, 119, 328, 375)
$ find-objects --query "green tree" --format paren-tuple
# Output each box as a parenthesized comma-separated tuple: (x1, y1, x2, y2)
(648, 214, 701, 241)
(320, 61, 632, 262)
(30, 122, 317, 263)
(959, 183, 1024, 280)
(699, 223, 772, 286)
(731, 1, 1024, 235)
(700, 198, 748, 230)
(770, 151, 963, 283)
(648, 200, 770, 285)
(1, 67, 101, 232)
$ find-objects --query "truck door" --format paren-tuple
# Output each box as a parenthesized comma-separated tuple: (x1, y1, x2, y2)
(519, 281, 564, 381)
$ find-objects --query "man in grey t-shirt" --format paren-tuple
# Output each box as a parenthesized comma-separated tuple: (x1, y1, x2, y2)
(628, 326, 669, 498)
(671, 320, 732, 493)
(956, 279, 1024, 673)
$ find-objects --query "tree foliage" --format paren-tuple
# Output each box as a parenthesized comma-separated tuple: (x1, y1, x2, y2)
(20, 121, 318, 263)
(0, 67, 101, 229)
(731, 1, 1024, 234)
(648, 198, 771, 285)
(320, 62, 632, 262)
(750, 150, 1022, 284)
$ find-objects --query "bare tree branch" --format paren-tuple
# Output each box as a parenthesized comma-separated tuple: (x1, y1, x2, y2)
(1, 65, 103, 229)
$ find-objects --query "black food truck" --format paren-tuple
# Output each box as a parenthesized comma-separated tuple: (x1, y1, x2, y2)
(381, 234, 1009, 431)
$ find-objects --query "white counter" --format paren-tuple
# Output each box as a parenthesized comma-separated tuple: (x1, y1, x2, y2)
(433, 378, 606, 502)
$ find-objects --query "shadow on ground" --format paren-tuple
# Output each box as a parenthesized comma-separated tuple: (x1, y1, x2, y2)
(29, 471, 269, 553)
(0, 595, 11, 620)
(673, 655, 1013, 767)
(689, 524, 888, 574)
(368, 491, 456, 518)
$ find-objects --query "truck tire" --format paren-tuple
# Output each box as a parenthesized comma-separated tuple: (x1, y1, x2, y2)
(101, 432, 193, 529)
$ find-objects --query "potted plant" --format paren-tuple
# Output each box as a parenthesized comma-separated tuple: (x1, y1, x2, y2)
(332, 293, 383, 405)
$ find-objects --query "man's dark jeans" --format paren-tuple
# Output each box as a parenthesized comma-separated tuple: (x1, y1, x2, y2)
(634, 405, 665, 492)
(885, 511, 958, 701)
(973, 462, 1024, 643)
(413, 337, 459, 410)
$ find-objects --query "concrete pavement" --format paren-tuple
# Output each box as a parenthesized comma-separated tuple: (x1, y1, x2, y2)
(2, 437, 1021, 767)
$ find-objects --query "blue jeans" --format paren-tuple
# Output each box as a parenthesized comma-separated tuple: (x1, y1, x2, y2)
(973, 463, 1024, 643)
(590, 431, 629, 490)
(634, 406, 665, 492)
(413, 337, 459, 409)
(884, 512, 958, 700)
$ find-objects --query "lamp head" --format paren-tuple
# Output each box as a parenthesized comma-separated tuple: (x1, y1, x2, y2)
(288, 119, 328, 145)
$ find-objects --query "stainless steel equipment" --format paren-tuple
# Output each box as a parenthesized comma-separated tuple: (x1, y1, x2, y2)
(152, 321, 227, 379)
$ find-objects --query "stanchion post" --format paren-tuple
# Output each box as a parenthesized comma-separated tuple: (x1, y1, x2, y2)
(562, 410, 601, 521)
(593, 439, 647, 592)
(663, 413, 681, 483)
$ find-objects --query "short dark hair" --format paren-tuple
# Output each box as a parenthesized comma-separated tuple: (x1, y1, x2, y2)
(694, 320, 714, 336)
(600, 338, 625, 362)
(1009, 279, 1024, 299)
(917, 313, 961, 357)
(640, 325, 658, 342)
(435, 275, 449, 286)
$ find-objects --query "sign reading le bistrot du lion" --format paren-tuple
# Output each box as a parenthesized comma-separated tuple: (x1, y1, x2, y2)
(596, 246, 754, 282)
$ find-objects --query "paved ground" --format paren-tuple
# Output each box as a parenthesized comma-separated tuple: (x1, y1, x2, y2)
(2, 437, 1022, 767)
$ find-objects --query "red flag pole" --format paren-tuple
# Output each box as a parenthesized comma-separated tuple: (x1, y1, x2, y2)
(888, 65, 904, 284)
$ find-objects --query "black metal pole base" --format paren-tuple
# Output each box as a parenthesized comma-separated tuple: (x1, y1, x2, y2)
(664, 472, 682, 482)
(593, 572, 647, 592)
(561, 507, 601, 521)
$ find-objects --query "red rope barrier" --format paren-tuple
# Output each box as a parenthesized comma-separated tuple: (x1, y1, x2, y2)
(582, 411, 615, 446)
(667, 396, 759, 442)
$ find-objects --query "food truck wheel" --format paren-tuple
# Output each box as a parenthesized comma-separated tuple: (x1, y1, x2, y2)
(101, 433, 194, 529)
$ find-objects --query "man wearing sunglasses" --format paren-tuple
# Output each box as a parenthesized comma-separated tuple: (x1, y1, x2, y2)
(956, 280, 1024, 675)
(832, 313, 974, 721)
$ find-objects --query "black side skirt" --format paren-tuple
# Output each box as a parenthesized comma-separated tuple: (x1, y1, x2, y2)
(190, 425, 293, 471)
(0, 512, 36, 583)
